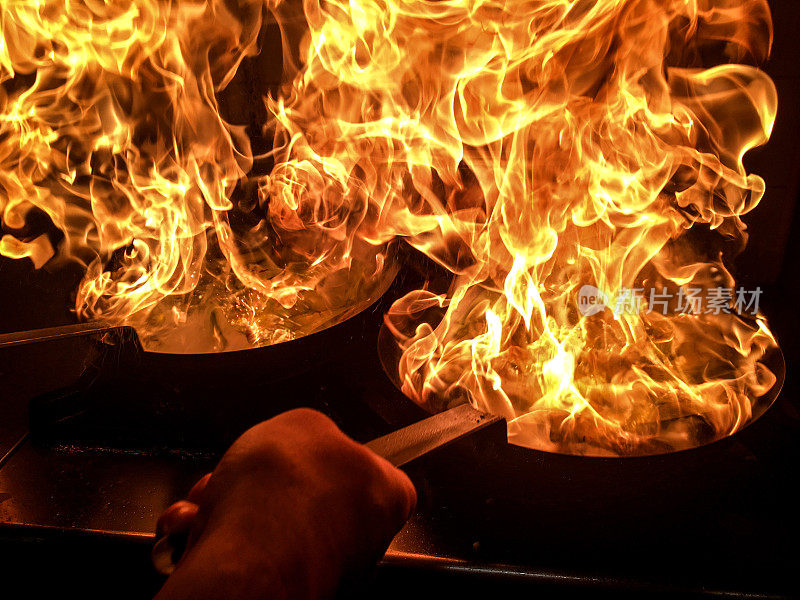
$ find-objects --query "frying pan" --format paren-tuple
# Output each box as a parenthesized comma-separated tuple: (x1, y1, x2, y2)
(0, 258, 403, 449)
(375, 318, 788, 549)
(377, 316, 786, 454)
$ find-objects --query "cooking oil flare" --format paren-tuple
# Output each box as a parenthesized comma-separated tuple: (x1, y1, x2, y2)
(0, 0, 783, 455)
(0, 0, 395, 352)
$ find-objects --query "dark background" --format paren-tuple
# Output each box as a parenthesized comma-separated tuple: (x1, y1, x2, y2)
(739, 0, 800, 287)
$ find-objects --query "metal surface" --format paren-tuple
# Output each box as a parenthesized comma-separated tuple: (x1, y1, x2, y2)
(366, 404, 503, 467)
(0, 297, 798, 597)
(0, 441, 213, 535)
(4, 270, 413, 452)
(0, 322, 125, 348)
(1, 391, 798, 597)
(0, 263, 798, 597)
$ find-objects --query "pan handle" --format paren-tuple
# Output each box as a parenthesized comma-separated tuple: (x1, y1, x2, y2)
(0, 322, 137, 348)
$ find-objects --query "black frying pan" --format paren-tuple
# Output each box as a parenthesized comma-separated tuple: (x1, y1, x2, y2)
(376, 318, 788, 547)
(0, 262, 404, 450)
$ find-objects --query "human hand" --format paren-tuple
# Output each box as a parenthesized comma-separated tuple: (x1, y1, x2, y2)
(155, 408, 416, 600)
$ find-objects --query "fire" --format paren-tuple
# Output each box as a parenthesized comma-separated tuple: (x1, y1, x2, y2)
(378, 0, 783, 456)
(0, 0, 782, 455)
(0, 0, 395, 352)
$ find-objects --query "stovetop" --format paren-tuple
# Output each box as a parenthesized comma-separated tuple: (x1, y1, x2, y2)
(1, 267, 799, 599)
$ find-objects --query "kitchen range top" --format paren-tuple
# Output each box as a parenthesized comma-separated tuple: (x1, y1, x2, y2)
(1, 265, 798, 599)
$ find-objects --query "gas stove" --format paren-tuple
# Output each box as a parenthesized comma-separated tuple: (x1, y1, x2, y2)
(1, 259, 799, 599)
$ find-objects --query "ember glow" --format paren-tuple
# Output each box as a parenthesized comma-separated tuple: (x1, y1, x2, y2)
(0, 0, 782, 455)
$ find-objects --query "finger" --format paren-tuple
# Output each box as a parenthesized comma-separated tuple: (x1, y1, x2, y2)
(156, 500, 200, 537)
(368, 451, 417, 524)
(380, 464, 417, 527)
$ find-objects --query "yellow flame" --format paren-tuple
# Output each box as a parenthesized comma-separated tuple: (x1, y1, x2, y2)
(1, 0, 782, 454)
(1, 0, 395, 352)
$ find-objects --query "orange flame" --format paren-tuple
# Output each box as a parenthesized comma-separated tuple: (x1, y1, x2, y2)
(378, 0, 782, 455)
(1, 0, 782, 454)
(1, 0, 394, 352)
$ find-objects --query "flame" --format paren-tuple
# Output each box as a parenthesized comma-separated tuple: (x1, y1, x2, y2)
(1, 0, 782, 454)
(377, 0, 782, 456)
(0, 0, 395, 352)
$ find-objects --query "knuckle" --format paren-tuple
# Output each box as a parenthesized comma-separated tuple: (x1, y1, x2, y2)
(361, 476, 412, 531)
(318, 434, 374, 470)
(278, 407, 336, 430)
